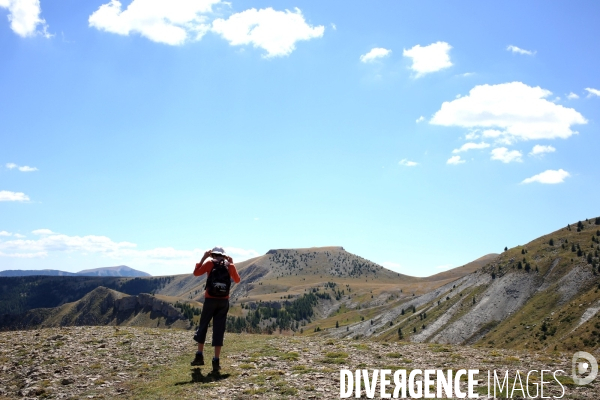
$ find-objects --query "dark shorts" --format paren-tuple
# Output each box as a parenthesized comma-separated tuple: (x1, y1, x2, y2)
(193, 298, 229, 347)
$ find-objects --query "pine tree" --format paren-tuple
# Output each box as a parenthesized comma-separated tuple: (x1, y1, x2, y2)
(398, 328, 403, 340)
(596, 218, 600, 226)
(504, 247, 508, 251)
(549, 238, 554, 246)
(401, 308, 405, 315)
(336, 321, 339, 328)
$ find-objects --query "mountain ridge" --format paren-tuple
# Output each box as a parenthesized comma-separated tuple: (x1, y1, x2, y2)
(320, 217, 600, 353)
(0, 265, 150, 277)
(0, 286, 189, 331)
(1, 217, 599, 353)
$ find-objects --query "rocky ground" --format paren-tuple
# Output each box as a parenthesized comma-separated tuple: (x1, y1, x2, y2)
(0, 327, 598, 399)
(0, 326, 190, 399)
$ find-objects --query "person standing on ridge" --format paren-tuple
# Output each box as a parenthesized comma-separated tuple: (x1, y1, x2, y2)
(190, 246, 241, 372)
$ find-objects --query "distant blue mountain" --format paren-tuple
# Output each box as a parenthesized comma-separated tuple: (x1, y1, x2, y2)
(76, 265, 151, 277)
(0, 265, 151, 277)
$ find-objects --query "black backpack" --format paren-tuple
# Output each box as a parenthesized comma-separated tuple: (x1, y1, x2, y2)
(205, 259, 232, 297)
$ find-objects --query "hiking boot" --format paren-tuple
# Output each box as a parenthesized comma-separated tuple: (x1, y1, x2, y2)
(190, 352, 204, 366)
(212, 358, 220, 373)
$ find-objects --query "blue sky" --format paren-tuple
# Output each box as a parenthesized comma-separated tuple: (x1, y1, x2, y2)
(1, 0, 599, 276)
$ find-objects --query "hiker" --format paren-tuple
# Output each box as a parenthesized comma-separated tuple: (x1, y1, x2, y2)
(191, 247, 240, 372)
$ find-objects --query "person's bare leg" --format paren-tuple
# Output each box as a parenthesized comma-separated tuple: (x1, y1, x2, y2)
(198, 343, 204, 352)
(215, 346, 221, 359)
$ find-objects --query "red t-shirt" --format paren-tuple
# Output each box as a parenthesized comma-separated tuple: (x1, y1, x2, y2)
(193, 259, 241, 299)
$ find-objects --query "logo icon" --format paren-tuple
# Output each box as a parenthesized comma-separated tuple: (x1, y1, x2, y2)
(572, 351, 598, 385)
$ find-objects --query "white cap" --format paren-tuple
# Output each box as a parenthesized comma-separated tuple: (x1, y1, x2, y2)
(211, 246, 226, 255)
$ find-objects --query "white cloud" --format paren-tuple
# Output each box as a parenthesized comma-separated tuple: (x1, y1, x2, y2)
(224, 247, 260, 260)
(211, 7, 324, 58)
(0, 251, 47, 258)
(431, 82, 587, 142)
(507, 45, 535, 55)
(32, 228, 55, 235)
(585, 88, 600, 98)
(330, 23, 336, 30)
(0, 229, 260, 265)
(89, 0, 220, 45)
(6, 163, 37, 172)
(481, 129, 503, 138)
(88, 2, 324, 55)
(529, 144, 556, 156)
(0, 190, 30, 202)
(447, 155, 465, 165)
(567, 92, 579, 100)
(491, 147, 522, 163)
(360, 47, 391, 63)
(0, 0, 50, 37)
(399, 159, 418, 167)
(0, 231, 25, 238)
(452, 142, 490, 153)
(403, 41, 452, 77)
(465, 131, 479, 140)
(415, 116, 425, 123)
(522, 169, 570, 184)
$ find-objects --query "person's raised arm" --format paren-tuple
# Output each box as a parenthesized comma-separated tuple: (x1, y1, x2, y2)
(229, 262, 241, 283)
(193, 249, 213, 276)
